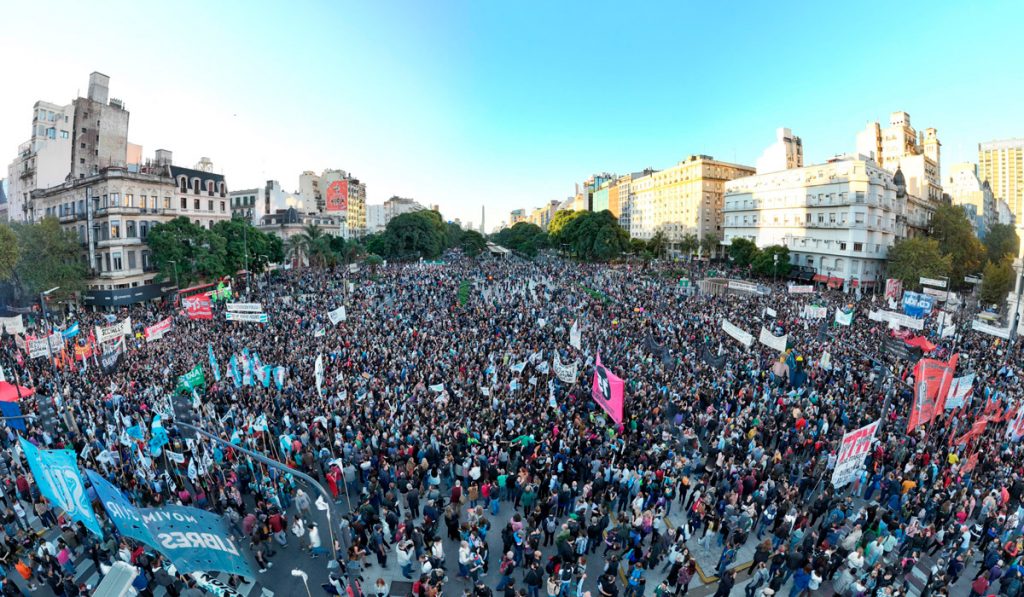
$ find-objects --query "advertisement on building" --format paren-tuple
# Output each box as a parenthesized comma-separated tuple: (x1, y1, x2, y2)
(325, 180, 348, 212)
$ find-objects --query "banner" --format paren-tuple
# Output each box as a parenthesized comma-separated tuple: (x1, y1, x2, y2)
(73, 342, 94, 362)
(569, 319, 582, 350)
(764, 307, 777, 318)
(834, 309, 854, 326)
(885, 278, 903, 301)
(831, 420, 880, 488)
(328, 306, 347, 325)
(788, 285, 813, 294)
(728, 280, 760, 293)
(208, 344, 221, 382)
(1008, 408, 1024, 442)
(225, 312, 268, 323)
(184, 296, 213, 320)
(944, 373, 975, 410)
(758, 327, 788, 352)
(19, 438, 104, 538)
(801, 305, 827, 319)
(273, 366, 286, 390)
(225, 302, 262, 313)
(972, 319, 1011, 340)
(61, 322, 80, 339)
(902, 291, 935, 318)
(868, 309, 925, 330)
(87, 471, 254, 578)
(145, 318, 172, 342)
(176, 365, 206, 394)
(920, 276, 946, 289)
(0, 315, 25, 335)
(100, 343, 123, 373)
(553, 352, 578, 385)
(591, 353, 624, 425)
(96, 317, 132, 344)
(315, 354, 324, 396)
(721, 319, 753, 347)
(28, 337, 51, 359)
(908, 354, 959, 433)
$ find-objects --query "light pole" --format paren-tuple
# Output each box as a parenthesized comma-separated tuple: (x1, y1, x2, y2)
(167, 260, 180, 290)
(773, 254, 779, 284)
(291, 569, 312, 597)
(39, 286, 60, 329)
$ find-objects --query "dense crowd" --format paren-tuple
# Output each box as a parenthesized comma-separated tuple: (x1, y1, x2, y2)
(0, 252, 1022, 597)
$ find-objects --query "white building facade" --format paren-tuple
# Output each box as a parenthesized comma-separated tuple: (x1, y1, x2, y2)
(723, 156, 903, 288)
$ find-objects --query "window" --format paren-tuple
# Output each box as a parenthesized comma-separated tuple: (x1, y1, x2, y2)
(829, 212, 836, 223)
(60, 130, 69, 139)
(855, 213, 865, 224)
(127, 251, 137, 270)
(194, 199, 200, 210)
(839, 242, 847, 251)
(105, 253, 111, 272)
(140, 222, 148, 239)
(125, 194, 134, 207)
(142, 251, 151, 270)
(208, 200, 213, 211)
(181, 198, 188, 209)
(220, 201, 226, 213)
(112, 252, 123, 271)
(855, 191, 865, 202)
(46, 127, 56, 139)
(817, 213, 824, 223)
(110, 220, 121, 238)
(126, 221, 136, 238)
(853, 242, 863, 252)
(163, 197, 171, 209)
(110, 193, 120, 207)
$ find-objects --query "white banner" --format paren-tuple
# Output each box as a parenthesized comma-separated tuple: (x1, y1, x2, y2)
(920, 276, 946, 289)
(224, 312, 268, 323)
(788, 285, 814, 294)
(834, 309, 854, 326)
(553, 352, 578, 384)
(922, 286, 948, 300)
(328, 306, 347, 325)
(831, 419, 879, 488)
(165, 450, 186, 464)
(758, 327, 787, 352)
(0, 315, 25, 335)
(801, 305, 827, 319)
(867, 310, 924, 330)
(315, 354, 324, 396)
(728, 280, 759, 293)
(225, 302, 263, 313)
(569, 319, 582, 350)
(764, 307, 777, 318)
(972, 319, 1011, 340)
(95, 317, 132, 344)
(28, 338, 50, 359)
(722, 319, 753, 347)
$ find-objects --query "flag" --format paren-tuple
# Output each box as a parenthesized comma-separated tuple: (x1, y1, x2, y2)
(208, 344, 221, 382)
(229, 356, 241, 388)
(315, 354, 324, 395)
(260, 365, 272, 388)
(510, 361, 526, 374)
(273, 366, 286, 390)
(62, 322, 81, 339)
(239, 353, 251, 386)
(591, 353, 625, 425)
(183, 295, 213, 320)
(428, 383, 445, 392)
(834, 308, 853, 326)
(19, 437, 103, 538)
(569, 319, 582, 350)
(176, 365, 206, 394)
(328, 306, 347, 325)
(1007, 407, 1024, 442)
(944, 373, 975, 411)
(908, 354, 959, 433)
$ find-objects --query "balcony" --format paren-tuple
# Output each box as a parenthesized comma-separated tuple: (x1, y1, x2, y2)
(18, 166, 35, 179)
(97, 237, 144, 249)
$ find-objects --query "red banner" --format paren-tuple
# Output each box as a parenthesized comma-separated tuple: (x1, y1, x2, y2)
(591, 353, 625, 426)
(145, 317, 173, 342)
(325, 180, 348, 212)
(184, 295, 212, 320)
(73, 343, 93, 361)
(908, 354, 958, 433)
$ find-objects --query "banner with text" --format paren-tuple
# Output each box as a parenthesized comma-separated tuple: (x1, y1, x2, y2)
(831, 419, 879, 488)
(758, 327, 788, 352)
(722, 319, 753, 347)
(145, 318, 173, 342)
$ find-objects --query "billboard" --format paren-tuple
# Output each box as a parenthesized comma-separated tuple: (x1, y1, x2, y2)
(325, 180, 348, 212)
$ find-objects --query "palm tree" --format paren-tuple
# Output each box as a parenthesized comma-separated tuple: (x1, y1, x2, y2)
(295, 224, 332, 267)
(286, 234, 308, 267)
(680, 233, 698, 257)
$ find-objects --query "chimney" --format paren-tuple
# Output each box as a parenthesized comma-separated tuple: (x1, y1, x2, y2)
(88, 72, 110, 104)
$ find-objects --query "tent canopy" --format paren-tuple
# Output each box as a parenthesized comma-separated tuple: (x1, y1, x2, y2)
(0, 381, 33, 403)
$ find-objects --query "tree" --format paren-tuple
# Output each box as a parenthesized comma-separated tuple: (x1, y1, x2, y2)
(751, 245, 792, 278)
(459, 230, 487, 257)
(980, 257, 1015, 306)
(648, 231, 667, 259)
(548, 209, 583, 247)
(363, 233, 394, 258)
(492, 222, 548, 258)
(554, 210, 627, 261)
(985, 223, 1020, 265)
(0, 224, 19, 281)
(148, 217, 228, 286)
(727, 237, 759, 267)
(386, 211, 446, 259)
(929, 204, 984, 288)
(628, 238, 648, 255)
(679, 233, 698, 257)
(700, 232, 720, 259)
(364, 254, 384, 275)
(886, 238, 950, 291)
(9, 218, 87, 302)
(296, 224, 335, 266)
(211, 219, 283, 274)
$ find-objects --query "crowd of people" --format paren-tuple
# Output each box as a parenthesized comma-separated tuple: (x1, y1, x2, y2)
(0, 251, 1022, 597)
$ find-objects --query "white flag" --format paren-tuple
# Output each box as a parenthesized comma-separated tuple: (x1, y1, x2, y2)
(315, 354, 324, 396)
(569, 319, 582, 350)
(315, 495, 329, 511)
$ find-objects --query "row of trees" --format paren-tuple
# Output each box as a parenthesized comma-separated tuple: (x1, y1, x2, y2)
(147, 217, 284, 287)
(363, 210, 487, 260)
(887, 204, 1020, 304)
(0, 218, 87, 304)
(726, 238, 794, 277)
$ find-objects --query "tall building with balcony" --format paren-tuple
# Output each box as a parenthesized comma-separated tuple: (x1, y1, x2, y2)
(297, 169, 367, 237)
(628, 155, 754, 252)
(71, 73, 130, 180)
(944, 162, 998, 239)
(383, 196, 426, 223)
(723, 155, 903, 288)
(5, 101, 75, 222)
(855, 111, 942, 236)
(978, 138, 1024, 225)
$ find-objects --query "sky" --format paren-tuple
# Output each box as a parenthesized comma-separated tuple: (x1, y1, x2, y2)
(2, 0, 1022, 231)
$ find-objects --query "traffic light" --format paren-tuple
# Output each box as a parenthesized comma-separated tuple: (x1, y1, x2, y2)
(35, 397, 60, 430)
(170, 395, 199, 440)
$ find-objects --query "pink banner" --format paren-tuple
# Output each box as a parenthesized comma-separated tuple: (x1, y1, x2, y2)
(591, 353, 624, 425)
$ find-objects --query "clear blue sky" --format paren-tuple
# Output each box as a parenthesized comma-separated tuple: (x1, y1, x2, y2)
(2, 0, 1022, 229)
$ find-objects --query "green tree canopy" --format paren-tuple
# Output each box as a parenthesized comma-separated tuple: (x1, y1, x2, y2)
(384, 211, 447, 259)
(211, 218, 283, 274)
(700, 232, 720, 258)
(727, 237, 759, 267)
(9, 218, 87, 302)
(0, 224, 19, 282)
(547, 210, 583, 246)
(929, 204, 985, 288)
(886, 237, 951, 291)
(148, 217, 228, 287)
(985, 223, 1020, 265)
(980, 257, 1015, 306)
(555, 210, 627, 261)
(492, 222, 549, 258)
(679, 233, 698, 257)
(459, 230, 487, 257)
(751, 245, 792, 277)
(647, 231, 667, 258)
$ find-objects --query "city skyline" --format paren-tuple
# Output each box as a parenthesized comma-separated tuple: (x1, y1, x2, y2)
(2, 0, 1022, 227)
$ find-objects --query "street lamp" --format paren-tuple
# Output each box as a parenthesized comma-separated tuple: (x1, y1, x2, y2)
(167, 260, 180, 290)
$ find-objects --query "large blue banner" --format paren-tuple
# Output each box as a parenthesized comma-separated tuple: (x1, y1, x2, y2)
(86, 470, 255, 578)
(902, 291, 935, 318)
(19, 438, 104, 538)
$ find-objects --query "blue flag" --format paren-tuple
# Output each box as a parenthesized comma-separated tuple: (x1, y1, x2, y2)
(273, 366, 286, 390)
(19, 438, 103, 538)
(62, 323, 80, 339)
(87, 470, 255, 578)
(260, 365, 272, 388)
(126, 425, 144, 441)
(208, 344, 221, 382)
(229, 356, 241, 388)
(0, 402, 26, 431)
